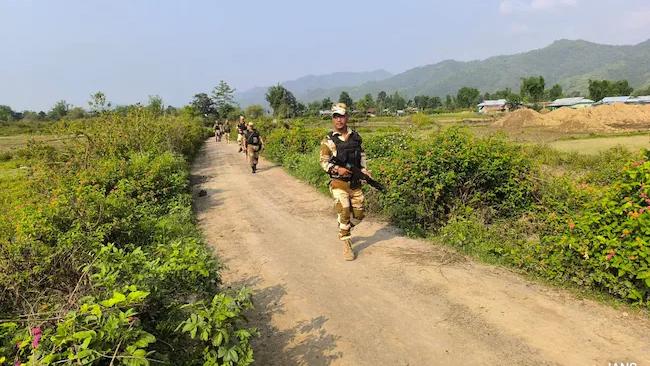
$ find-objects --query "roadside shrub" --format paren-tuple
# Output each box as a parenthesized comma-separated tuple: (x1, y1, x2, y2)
(539, 154, 650, 304)
(263, 124, 326, 164)
(373, 128, 534, 234)
(363, 131, 415, 159)
(0, 109, 255, 365)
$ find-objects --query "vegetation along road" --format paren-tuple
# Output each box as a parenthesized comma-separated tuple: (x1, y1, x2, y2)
(192, 140, 650, 366)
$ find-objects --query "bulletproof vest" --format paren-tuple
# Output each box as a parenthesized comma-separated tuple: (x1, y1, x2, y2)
(247, 130, 260, 145)
(329, 130, 362, 169)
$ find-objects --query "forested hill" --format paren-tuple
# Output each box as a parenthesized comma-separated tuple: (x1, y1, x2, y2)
(235, 70, 392, 107)
(296, 39, 650, 102)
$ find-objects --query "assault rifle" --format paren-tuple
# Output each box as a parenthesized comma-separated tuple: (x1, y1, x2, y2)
(329, 156, 386, 192)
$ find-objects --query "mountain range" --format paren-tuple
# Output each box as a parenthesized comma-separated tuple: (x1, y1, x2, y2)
(236, 39, 650, 107)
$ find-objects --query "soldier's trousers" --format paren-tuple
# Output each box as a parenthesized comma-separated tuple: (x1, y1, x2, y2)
(247, 145, 260, 167)
(329, 179, 365, 240)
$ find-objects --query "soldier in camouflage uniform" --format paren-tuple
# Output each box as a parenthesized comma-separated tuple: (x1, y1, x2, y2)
(244, 122, 263, 174)
(320, 103, 370, 261)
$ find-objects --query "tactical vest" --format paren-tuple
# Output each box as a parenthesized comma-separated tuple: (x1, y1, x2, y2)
(329, 130, 362, 176)
(247, 131, 261, 145)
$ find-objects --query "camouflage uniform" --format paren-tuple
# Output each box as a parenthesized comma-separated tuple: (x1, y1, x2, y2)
(320, 127, 367, 241)
(245, 125, 263, 173)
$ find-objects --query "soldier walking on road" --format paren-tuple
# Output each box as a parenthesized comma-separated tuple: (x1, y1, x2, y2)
(245, 122, 263, 174)
(319, 103, 370, 261)
(236, 116, 247, 153)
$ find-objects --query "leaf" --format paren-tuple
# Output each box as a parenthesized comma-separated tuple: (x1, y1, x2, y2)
(133, 333, 156, 348)
(100, 292, 126, 307)
(126, 291, 149, 303)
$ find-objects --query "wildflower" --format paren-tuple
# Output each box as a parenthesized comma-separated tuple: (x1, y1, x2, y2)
(606, 250, 616, 261)
(31, 327, 42, 349)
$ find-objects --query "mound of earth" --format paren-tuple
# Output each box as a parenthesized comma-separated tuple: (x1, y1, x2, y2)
(494, 104, 650, 132)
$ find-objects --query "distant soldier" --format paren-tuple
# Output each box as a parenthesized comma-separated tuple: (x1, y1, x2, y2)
(319, 103, 370, 261)
(236, 116, 247, 153)
(244, 122, 263, 173)
(213, 121, 221, 142)
(223, 119, 231, 144)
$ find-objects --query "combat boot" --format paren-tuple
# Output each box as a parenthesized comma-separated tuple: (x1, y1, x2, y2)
(342, 239, 355, 261)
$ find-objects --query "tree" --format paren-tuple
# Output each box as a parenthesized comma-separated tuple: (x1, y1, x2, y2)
(48, 100, 70, 120)
(386, 91, 406, 111)
(0, 105, 14, 122)
(245, 104, 265, 119)
(147, 95, 164, 116)
(588, 79, 634, 101)
(67, 107, 86, 119)
(306, 101, 322, 116)
(444, 95, 455, 110)
(191, 93, 216, 117)
(520, 76, 545, 102)
(265, 85, 299, 118)
(412, 95, 441, 110)
(547, 84, 563, 100)
(212, 80, 237, 118)
(88, 91, 111, 115)
(456, 87, 480, 108)
(320, 98, 332, 110)
(633, 85, 650, 97)
(338, 91, 353, 108)
(355, 93, 376, 112)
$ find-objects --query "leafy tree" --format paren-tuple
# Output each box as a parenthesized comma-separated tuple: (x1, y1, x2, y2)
(320, 97, 333, 110)
(165, 105, 178, 115)
(306, 101, 322, 116)
(444, 95, 455, 110)
(387, 91, 406, 111)
(0, 105, 14, 122)
(48, 100, 70, 120)
(547, 84, 563, 100)
(245, 104, 265, 119)
(456, 87, 480, 108)
(147, 95, 164, 116)
(520, 76, 545, 102)
(265, 84, 299, 118)
(211, 80, 237, 118)
(633, 85, 650, 96)
(67, 107, 86, 119)
(355, 93, 376, 112)
(338, 91, 353, 108)
(413, 95, 441, 110)
(588, 79, 633, 101)
(190, 93, 216, 117)
(88, 91, 111, 115)
(506, 93, 523, 110)
(376, 91, 388, 114)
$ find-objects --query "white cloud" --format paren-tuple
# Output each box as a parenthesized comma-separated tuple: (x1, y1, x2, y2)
(500, 0, 578, 15)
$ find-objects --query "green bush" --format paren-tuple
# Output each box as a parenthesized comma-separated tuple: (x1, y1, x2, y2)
(373, 128, 534, 234)
(0, 109, 255, 365)
(539, 155, 650, 304)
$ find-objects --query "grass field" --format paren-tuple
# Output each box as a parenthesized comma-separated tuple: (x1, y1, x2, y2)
(550, 134, 650, 154)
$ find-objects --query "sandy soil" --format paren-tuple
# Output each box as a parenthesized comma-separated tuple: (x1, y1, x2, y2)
(192, 140, 650, 366)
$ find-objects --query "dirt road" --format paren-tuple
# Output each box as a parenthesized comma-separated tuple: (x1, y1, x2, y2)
(192, 140, 650, 366)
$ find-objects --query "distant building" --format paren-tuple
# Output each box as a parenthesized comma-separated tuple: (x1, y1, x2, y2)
(595, 96, 630, 105)
(477, 99, 507, 114)
(626, 96, 650, 105)
(548, 97, 594, 109)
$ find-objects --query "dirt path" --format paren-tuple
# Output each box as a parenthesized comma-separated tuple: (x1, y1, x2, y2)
(192, 140, 650, 366)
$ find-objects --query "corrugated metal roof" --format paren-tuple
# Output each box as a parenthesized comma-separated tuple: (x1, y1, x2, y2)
(599, 96, 630, 104)
(626, 96, 650, 104)
(477, 99, 507, 107)
(549, 97, 594, 107)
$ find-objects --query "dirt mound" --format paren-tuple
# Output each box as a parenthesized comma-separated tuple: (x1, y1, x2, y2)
(493, 108, 545, 129)
(494, 104, 650, 132)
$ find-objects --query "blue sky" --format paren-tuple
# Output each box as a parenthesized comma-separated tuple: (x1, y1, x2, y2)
(1, 0, 649, 110)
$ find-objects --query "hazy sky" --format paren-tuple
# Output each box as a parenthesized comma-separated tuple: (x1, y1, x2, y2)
(1, 0, 649, 110)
